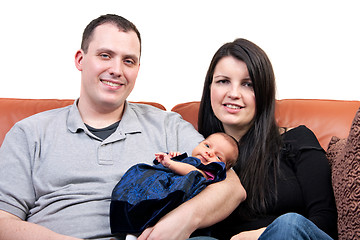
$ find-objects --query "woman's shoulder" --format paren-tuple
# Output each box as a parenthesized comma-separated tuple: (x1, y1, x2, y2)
(281, 125, 323, 151)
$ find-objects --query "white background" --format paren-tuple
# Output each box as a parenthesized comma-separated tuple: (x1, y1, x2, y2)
(0, 0, 359, 110)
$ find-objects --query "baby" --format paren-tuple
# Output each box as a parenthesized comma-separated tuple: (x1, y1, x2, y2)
(110, 132, 240, 238)
(155, 132, 238, 179)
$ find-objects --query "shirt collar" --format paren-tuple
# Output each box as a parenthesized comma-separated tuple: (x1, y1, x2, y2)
(67, 100, 142, 135)
(118, 101, 143, 134)
(67, 99, 86, 133)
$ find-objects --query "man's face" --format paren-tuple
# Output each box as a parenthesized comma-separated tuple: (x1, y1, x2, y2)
(75, 23, 141, 112)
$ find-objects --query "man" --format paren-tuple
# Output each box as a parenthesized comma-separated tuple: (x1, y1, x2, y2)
(0, 14, 245, 240)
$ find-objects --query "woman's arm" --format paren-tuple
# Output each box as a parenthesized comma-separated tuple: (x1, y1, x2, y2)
(288, 126, 338, 238)
(138, 169, 246, 240)
(296, 148, 338, 237)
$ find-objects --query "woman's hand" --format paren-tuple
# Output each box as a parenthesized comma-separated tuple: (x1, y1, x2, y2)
(137, 210, 193, 240)
(230, 227, 266, 240)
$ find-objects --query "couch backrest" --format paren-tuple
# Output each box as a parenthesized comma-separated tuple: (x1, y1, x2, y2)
(0, 98, 166, 146)
(1, 98, 359, 150)
(172, 99, 360, 150)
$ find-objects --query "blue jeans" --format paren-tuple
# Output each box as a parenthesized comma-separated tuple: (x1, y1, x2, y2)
(188, 213, 333, 240)
(258, 213, 333, 240)
(188, 238, 217, 240)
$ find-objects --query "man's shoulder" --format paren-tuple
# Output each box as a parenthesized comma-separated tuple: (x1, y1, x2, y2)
(15, 105, 72, 127)
(128, 102, 179, 118)
(126, 102, 196, 131)
(128, 102, 164, 112)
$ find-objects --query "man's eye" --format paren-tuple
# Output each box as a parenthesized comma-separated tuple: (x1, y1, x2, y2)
(100, 54, 110, 59)
(124, 59, 135, 65)
(204, 144, 210, 148)
(216, 156, 221, 160)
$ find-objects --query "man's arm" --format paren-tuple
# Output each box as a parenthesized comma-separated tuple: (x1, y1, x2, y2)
(0, 210, 80, 240)
(0, 124, 80, 240)
(138, 169, 246, 240)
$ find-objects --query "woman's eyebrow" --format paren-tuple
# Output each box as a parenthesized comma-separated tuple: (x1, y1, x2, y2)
(213, 74, 229, 79)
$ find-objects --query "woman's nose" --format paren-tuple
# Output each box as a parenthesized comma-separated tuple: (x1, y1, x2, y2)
(227, 86, 241, 99)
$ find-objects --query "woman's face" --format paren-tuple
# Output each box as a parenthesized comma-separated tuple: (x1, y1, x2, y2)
(210, 56, 256, 140)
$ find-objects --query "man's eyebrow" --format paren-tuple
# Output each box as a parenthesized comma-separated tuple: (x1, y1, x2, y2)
(123, 54, 139, 63)
(96, 48, 115, 55)
(96, 48, 139, 63)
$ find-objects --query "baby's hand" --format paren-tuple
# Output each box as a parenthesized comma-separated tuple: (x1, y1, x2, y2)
(155, 152, 172, 168)
(168, 152, 181, 158)
(155, 152, 166, 162)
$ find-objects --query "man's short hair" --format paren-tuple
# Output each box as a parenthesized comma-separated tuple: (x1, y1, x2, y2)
(81, 14, 141, 54)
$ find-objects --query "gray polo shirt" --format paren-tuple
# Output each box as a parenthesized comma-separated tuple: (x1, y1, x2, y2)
(0, 100, 203, 239)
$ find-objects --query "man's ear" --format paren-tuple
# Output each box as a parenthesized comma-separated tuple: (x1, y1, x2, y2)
(75, 50, 84, 71)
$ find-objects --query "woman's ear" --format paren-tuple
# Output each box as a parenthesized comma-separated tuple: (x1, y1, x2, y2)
(74, 50, 84, 71)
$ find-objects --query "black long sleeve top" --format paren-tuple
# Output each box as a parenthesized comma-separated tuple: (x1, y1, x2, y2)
(211, 125, 338, 239)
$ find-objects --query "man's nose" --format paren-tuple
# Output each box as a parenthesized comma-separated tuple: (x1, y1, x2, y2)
(109, 60, 123, 78)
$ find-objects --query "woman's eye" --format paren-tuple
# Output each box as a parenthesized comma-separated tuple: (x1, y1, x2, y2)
(204, 144, 210, 148)
(216, 79, 229, 84)
(216, 156, 221, 160)
(243, 81, 253, 88)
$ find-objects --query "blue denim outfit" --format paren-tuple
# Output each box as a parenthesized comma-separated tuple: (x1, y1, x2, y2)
(258, 213, 333, 240)
(189, 213, 334, 240)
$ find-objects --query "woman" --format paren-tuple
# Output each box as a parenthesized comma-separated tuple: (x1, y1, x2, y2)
(198, 38, 337, 239)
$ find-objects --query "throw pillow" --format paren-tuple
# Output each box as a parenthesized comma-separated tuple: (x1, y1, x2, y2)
(326, 107, 360, 240)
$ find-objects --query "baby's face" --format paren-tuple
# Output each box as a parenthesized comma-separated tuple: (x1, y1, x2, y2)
(191, 134, 235, 165)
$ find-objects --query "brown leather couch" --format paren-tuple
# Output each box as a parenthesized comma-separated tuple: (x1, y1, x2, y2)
(1, 97, 360, 239)
(0, 98, 165, 146)
(1, 97, 359, 151)
(171, 99, 360, 150)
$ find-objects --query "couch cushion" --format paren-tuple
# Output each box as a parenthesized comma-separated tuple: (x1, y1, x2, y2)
(326, 107, 360, 240)
(275, 99, 360, 150)
(171, 101, 200, 130)
(172, 99, 360, 150)
(0, 98, 166, 146)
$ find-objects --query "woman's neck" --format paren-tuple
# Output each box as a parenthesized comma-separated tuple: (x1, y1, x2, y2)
(223, 125, 249, 142)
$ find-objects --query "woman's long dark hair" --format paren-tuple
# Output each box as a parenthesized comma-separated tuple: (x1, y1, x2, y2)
(198, 38, 282, 217)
